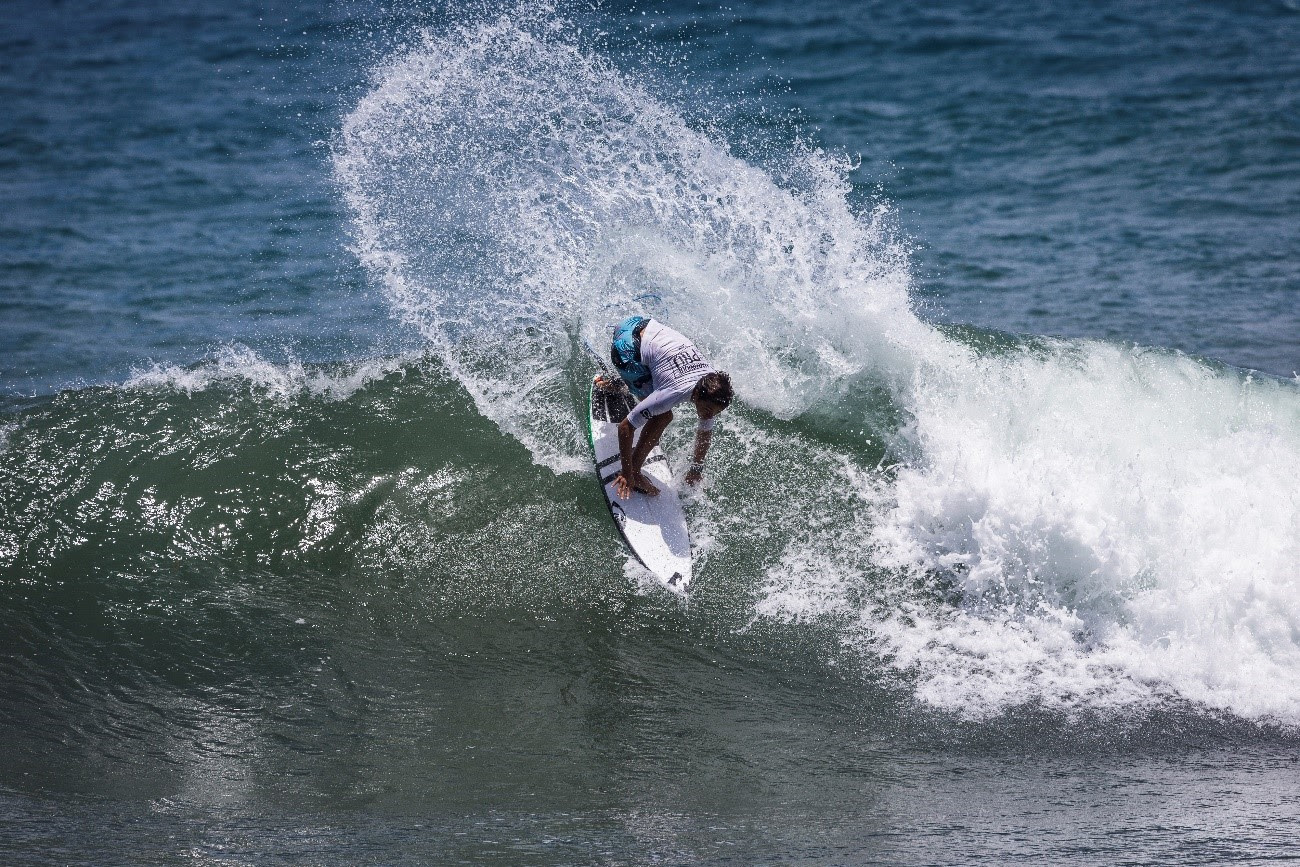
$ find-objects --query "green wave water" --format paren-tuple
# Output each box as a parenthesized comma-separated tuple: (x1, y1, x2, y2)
(2, 346, 1298, 864)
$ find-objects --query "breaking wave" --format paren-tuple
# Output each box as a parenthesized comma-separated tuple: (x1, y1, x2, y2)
(334, 12, 1300, 723)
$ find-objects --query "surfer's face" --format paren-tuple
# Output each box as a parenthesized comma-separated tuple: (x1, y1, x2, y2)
(692, 395, 726, 421)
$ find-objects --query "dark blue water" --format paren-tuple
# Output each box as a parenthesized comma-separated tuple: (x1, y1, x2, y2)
(2, 1, 1299, 863)
(1, 0, 396, 395)
(770, 2, 1299, 356)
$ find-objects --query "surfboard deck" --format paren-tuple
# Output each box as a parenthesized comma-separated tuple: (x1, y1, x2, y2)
(587, 375, 692, 594)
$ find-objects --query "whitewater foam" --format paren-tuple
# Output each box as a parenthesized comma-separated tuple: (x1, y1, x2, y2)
(756, 342, 1300, 721)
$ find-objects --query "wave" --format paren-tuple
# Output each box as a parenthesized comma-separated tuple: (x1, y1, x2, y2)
(331, 11, 1300, 725)
(0, 10, 1293, 730)
(0, 351, 614, 618)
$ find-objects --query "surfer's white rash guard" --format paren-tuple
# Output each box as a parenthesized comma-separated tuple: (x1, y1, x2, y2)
(628, 320, 718, 431)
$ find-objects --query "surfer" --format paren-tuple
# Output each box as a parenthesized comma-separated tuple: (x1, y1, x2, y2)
(598, 316, 733, 499)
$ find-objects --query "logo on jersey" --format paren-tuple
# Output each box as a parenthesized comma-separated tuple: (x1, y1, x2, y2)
(667, 348, 706, 379)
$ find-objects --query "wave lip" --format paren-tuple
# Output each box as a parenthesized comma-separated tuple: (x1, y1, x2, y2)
(125, 345, 416, 403)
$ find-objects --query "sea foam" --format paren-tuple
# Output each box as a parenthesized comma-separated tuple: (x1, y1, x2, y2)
(760, 342, 1300, 721)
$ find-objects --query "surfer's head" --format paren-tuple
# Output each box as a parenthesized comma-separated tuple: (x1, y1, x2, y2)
(692, 371, 733, 418)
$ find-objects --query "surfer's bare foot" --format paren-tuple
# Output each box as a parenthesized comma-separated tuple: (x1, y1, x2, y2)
(614, 471, 660, 499)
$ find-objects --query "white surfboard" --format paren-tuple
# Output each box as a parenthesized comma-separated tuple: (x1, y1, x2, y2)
(587, 374, 692, 594)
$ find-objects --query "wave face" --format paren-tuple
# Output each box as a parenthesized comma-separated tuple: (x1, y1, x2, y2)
(333, 13, 1300, 725)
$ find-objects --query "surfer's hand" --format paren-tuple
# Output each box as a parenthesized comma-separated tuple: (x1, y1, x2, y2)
(685, 466, 703, 486)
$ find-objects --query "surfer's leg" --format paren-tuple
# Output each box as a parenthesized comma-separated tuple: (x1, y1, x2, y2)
(632, 410, 672, 465)
(629, 410, 672, 495)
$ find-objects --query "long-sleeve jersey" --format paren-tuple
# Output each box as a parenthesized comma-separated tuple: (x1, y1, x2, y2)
(626, 320, 717, 432)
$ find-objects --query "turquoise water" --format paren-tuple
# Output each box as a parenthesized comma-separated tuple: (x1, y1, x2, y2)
(2, 1, 1299, 863)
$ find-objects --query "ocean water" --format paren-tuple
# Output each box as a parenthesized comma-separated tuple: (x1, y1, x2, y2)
(2, 0, 1299, 863)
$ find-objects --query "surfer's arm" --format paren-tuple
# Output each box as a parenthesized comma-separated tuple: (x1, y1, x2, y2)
(626, 388, 675, 429)
(618, 387, 675, 478)
(686, 426, 712, 486)
(613, 385, 687, 497)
